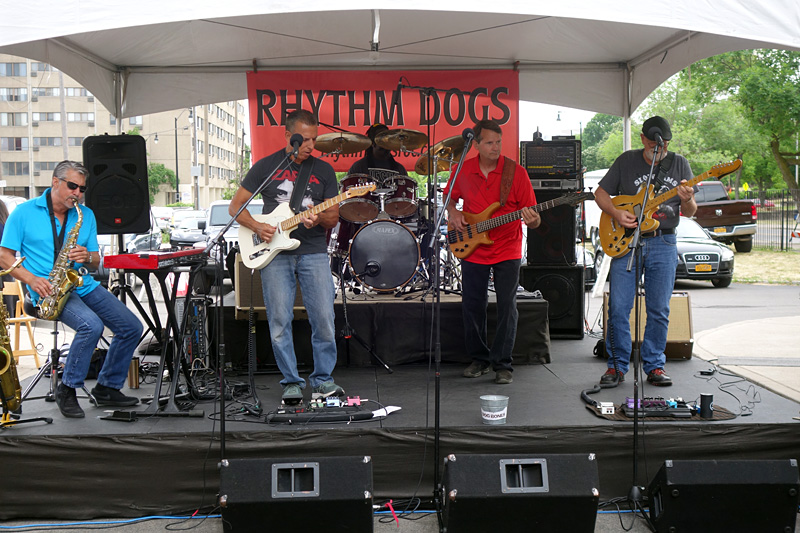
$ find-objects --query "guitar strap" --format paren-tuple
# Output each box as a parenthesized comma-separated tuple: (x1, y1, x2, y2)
(499, 156, 516, 207)
(288, 156, 315, 214)
(653, 152, 675, 190)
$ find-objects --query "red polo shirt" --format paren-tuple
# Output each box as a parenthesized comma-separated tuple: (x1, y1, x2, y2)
(443, 155, 536, 265)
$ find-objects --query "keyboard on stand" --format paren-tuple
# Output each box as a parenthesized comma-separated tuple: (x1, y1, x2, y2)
(103, 248, 207, 270)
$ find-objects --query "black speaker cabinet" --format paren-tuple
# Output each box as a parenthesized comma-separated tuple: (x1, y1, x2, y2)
(442, 453, 599, 533)
(83, 134, 151, 234)
(219, 456, 374, 532)
(519, 265, 584, 339)
(648, 459, 800, 533)
(527, 189, 577, 265)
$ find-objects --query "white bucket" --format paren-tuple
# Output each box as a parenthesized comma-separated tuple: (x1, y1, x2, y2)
(480, 394, 509, 425)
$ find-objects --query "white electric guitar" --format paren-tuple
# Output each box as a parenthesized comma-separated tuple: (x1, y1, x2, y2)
(238, 183, 376, 269)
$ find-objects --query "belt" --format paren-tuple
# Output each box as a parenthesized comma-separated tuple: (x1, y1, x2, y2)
(641, 228, 675, 238)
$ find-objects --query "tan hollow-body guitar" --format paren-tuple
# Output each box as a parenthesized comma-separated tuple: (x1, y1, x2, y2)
(239, 183, 376, 269)
(447, 191, 593, 259)
(598, 160, 742, 258)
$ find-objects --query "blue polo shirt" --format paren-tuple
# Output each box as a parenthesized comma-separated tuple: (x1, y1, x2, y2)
(1, 189, 100, 302)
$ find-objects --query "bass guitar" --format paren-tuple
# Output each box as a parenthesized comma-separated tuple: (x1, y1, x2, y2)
(447, 191, 594, 260)
(239, 183, 376, 269)
(599, 159, 742, 258)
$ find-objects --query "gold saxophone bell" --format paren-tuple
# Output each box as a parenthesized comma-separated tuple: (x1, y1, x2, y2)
(0, 257, 25, 415)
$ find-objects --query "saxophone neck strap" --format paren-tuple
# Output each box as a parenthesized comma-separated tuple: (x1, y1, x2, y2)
(45, 190, 69, 264)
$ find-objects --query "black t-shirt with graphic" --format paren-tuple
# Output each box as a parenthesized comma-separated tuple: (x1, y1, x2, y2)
(241, 149, 338, 254)
(599, 149, 694, 230)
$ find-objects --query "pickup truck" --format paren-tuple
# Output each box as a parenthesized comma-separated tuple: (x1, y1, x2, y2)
(691, 181, 756, 253)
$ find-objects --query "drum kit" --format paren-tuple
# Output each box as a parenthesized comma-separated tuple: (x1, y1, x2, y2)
(317, 127, 468, 295)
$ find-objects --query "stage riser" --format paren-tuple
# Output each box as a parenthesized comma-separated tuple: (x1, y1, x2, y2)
(211, 297, 551, 369)
(1, 424, 798, 520)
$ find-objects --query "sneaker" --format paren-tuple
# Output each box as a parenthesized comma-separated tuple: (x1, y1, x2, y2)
(55, 383, 85, 418)
(312, 381, 345, 399)
(647, 368, 673, 386)
(463, 361, 491, 378)
(282, 383, 304, 404)
(90, 384, 139, 407)
(600, 368, 625, 387)
(495, 370, 513, 384)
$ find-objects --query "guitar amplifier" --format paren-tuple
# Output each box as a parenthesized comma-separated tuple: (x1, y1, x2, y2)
(602, 291, 693, 359)
(235, 254, 306, 320)
(520, 139, 581, 176)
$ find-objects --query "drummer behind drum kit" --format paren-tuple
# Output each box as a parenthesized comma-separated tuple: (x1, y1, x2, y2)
(317, 127, 468, 294)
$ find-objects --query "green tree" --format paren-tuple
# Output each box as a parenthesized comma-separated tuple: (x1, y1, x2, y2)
(581, 114, 623, 171)
(147, 163, 175, 205)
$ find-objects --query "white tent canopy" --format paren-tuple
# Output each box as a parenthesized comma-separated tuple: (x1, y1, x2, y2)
(2, 1, 799, 120)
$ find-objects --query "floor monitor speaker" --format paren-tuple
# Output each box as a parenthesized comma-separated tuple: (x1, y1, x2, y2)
(442, 453, 599, 533)
(83, 134, 150, 235)
(219, 456, 374, 532)
(602, 291, 693, 359)
(648, 459, 799, 533)
(527, 189, 577, 265)
(519, 265, 584, 339)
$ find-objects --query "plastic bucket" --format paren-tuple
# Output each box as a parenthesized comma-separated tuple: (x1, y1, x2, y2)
(480, 394, 509, 425)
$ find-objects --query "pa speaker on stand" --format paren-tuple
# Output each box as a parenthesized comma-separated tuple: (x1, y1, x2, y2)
(527, 189, 578, 265)
(83, 134, 151, 235)
(520, 265, 584, 339)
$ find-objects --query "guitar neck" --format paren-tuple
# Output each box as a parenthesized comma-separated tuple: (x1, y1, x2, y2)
(644, 169, 715, 212)
(474, 195, 576, 233)
(279, 193, 347, 231)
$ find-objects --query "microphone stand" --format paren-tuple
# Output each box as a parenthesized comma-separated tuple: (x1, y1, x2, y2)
(623, 140, 662, 506)
(206, 147, 297, 460)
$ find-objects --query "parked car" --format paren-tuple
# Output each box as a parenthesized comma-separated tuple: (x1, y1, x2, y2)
(675, 216, 735, 288)
(692, 181, 756, 253)
(1, 195, 27, 214)
(169, 216, 207, 248)
(203, 199, 264, 278)
(580, 169, 606, 246)
(171, 208, 206, 228)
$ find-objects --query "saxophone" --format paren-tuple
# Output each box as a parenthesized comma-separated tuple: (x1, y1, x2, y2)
(0, 257, 26, 414)
(38, 201, 85, 321)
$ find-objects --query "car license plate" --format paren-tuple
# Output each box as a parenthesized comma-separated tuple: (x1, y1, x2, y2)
(713, 227, 726, 233)
(695, 264, 713, 272)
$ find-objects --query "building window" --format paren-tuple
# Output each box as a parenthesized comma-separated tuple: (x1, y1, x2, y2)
(0, 63, 26, 77)
(32, 87, 60, 97)
(109, 114, 116, 125)
(67, 112, 94, 122)
(32, 112, 61, 122)
(31, 62, 56, 73)
(34, 161, 58, 173)
(64, 87, 90, 97)
(0, 88, 28, 102)
(68, 137, 83, 147)
(33, 137, 62, 147)
(1, 162, 29, 176)
(129, 116, 143, 126)
(0, 112, 27, 126)
(0, 138, 29, 151)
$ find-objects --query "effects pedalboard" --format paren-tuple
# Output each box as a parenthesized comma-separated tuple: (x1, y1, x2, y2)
(620, 396, 693, 418)
(267, 396, 373, 424)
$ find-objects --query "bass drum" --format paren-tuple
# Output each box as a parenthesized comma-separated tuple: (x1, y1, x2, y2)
(348, 220, 420, 292)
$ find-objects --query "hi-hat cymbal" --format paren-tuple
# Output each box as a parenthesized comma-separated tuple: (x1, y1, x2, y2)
(374, 129, 428, 151)
(316, 132, 372, 155)
(414, 135, 466, 175)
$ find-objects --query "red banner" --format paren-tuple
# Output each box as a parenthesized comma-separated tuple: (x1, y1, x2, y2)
(247, 70, 519, 173)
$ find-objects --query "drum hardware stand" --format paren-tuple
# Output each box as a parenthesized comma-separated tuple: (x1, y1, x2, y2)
(336, 260, 392, 373)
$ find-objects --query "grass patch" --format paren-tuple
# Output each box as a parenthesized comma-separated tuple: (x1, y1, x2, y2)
(732, 248, 800, 285)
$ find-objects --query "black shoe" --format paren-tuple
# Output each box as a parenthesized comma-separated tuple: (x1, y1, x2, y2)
(56, 384, 85, 418)
(600, 368, 624, 387)
(647, 368, 673, 386)
(463, 361, 491, 378)
(91, 384, 139, 407)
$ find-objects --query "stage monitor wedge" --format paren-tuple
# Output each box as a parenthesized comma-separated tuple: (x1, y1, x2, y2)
(219, 456, 374, 532)
(442, 453, 599, 533)
(648, 459, 800, 533)
(83, 134, 151, 235)
(520, 265, 584, 339)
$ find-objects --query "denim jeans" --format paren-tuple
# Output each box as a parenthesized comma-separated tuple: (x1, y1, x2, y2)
(59, 285, 143, 390)
(460, 259, 520, 372)
(605, 233, 678, 374)
(259, 253, 337, 388)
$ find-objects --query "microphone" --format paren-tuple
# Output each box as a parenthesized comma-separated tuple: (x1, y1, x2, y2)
(364, 261, 381, 277)
(390, 78, 403, 110)
(462, 128, 475, 142)
(289, 133, 304, 156)
(647, 127, 664, 147)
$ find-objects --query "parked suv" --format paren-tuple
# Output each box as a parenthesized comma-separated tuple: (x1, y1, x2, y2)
(203, 199, 264, 277)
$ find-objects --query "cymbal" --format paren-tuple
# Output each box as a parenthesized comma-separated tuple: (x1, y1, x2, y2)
(315, 132, 372, 155)
(414, 135, 466, 175)
(374, 129, 428, 151)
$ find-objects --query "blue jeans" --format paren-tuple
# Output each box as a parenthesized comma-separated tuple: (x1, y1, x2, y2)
(59, 286, 143, 390)
(259, 253, 337, 388)
(605, 234, 678, 374)
(460, 259, 520, 372)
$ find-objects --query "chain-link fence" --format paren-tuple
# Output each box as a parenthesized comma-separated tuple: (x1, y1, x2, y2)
(741, 189, 800, 251)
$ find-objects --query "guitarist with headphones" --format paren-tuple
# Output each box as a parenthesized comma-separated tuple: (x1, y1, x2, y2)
(594, 116, 697, 388)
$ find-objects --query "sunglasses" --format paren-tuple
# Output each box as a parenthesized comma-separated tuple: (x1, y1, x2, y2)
(60, 179, 87, 193)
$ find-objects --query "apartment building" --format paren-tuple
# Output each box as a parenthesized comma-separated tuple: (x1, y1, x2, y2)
(0, 53, 247, 207)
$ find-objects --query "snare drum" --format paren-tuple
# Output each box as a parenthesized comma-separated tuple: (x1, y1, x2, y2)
(339, 174, 378, 223)
(383, 176, 417, 219)
(348, 219, 420, 292)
